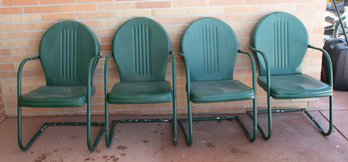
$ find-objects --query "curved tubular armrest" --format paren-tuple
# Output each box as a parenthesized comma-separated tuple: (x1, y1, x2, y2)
(103, 54, 114, 147)
(177, 52, 193, 145)
(178, 52, 191, 94)
(104, 54, 113, 98)
(87, 55, 102, 99)
(238, 50, 258, 142)
(238, 50, 257, 92)
(250, 47, 271, 93)
(86, 55, 103, 151)
(171, 51, 177, 97)
(308, 45, 333, 87)
(17, 56, 40, 98)
(250, 47, 272, 140)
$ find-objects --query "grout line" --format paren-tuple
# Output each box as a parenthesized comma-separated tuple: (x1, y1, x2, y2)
(319, 110, 348, 141)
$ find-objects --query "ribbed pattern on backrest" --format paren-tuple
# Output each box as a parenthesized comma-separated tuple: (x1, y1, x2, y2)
(60, 28, 78, 80)
(112, 17, 171, 82)
(273, 19, 289, 69)
(181, 18, 238, 81)
(252, 12, 309, 76)
(132, 25, 151, 76)
(202, 24, 219, 74)
(40, 21, 99, 86)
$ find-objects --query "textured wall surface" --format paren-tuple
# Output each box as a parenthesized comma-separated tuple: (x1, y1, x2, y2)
(0, 0, 326, 116)
(0, 85, 5, 120)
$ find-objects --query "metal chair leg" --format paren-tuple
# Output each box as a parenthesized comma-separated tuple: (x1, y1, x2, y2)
(86, 100, 105, 152)
(105, 102, 119, 148)
(18, 106, 48, 151)
(262, 95, 272, 140)
(237, 98, 258, 142)
(18, 104, 104, 152)
(324, 95, 333, 136)
(303, 95, 333, 136)
(172, 96, 178, 145)
(104, 101, 177, 147)
(178, 100, 193, 146)
(247, 95, 272, 140)
(248, 95, 333, 140)
(179, 98, 258, 146)
(105, 100, 111, 147)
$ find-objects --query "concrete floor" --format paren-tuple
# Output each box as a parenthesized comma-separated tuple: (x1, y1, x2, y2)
(0, 91, 347, 162)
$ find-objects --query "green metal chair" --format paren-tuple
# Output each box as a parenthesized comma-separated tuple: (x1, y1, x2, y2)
(104, 17, 177, 147)
(249, 12, 333, 140)
(179, 17, 258, 146)
(17, 21, 104, 151)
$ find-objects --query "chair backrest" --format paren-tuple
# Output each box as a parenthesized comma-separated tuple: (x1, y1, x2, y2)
(181, 18, 239, 81)
(112, 17, 172, 82)
(252, 12, 309, 76)
(39, 20, 100, 86)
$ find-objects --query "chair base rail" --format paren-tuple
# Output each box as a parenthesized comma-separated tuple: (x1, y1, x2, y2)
(18, 121, 105, 152)
(246, 108, 333, 140)
(178, 114, 257, 146)
(105, 118, 176, 147)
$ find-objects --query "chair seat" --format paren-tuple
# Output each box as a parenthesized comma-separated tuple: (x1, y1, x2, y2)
(107, 81, 172, 104)
(190, 80, 254, 103)
(258, 74, 332, 99)
(19, 86, 94, 107)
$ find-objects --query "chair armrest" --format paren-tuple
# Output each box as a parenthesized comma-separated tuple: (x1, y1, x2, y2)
(104, 54, 113, 97)
(238, 50, 257, 92)
(178, 52, 191, 94)
(17, 56, 40, 98)
(170, 51, 177, 98)
(250, 47, 271, 93)
(308, 45, 333, 87)
(87, 55, 102, 98)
